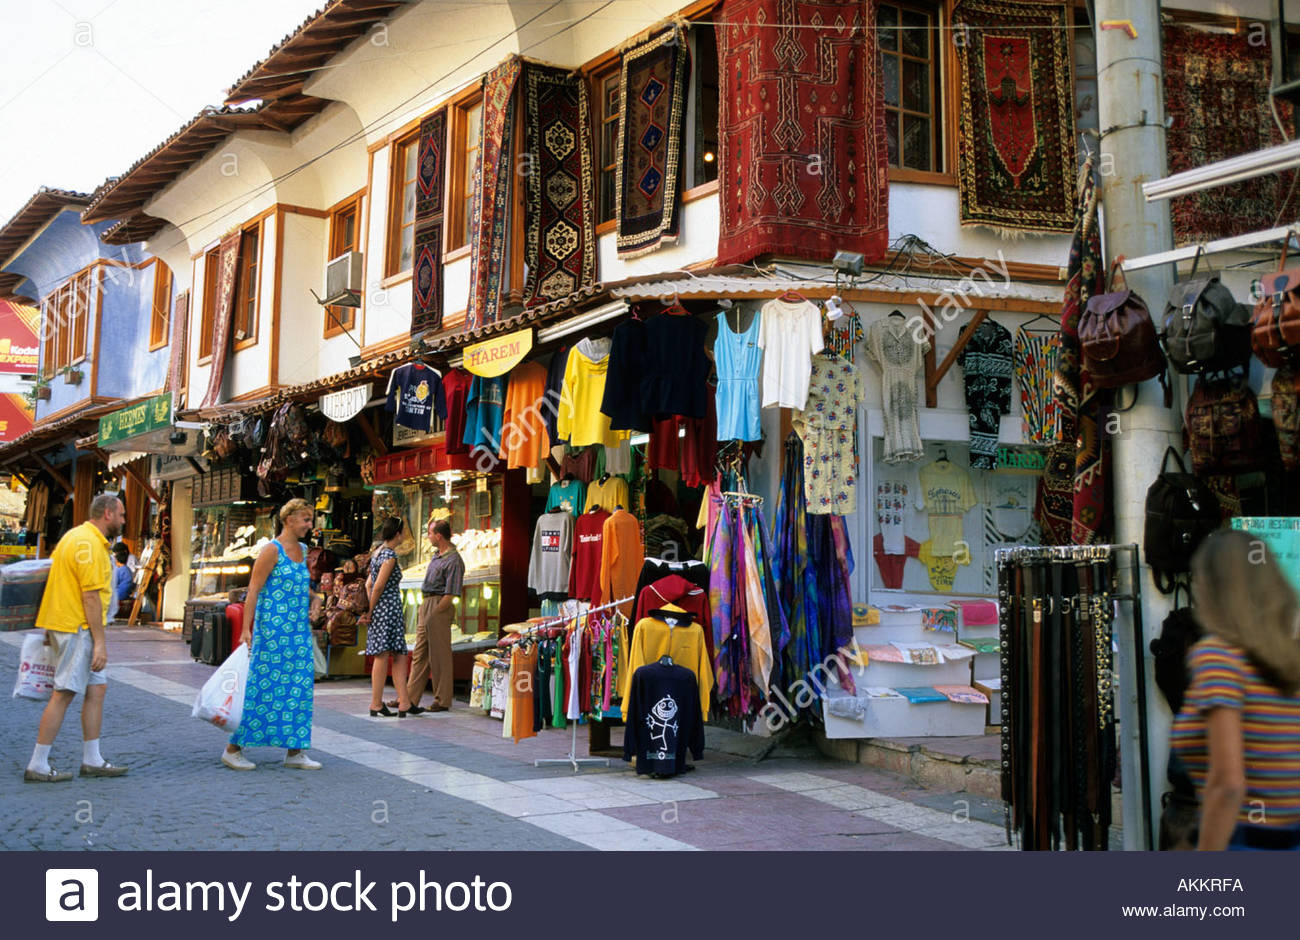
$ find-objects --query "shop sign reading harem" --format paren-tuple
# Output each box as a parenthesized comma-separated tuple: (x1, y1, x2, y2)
(462, 328, 533, 377)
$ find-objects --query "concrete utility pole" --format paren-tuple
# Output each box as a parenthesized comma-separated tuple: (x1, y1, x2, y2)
(1093, 0, 1179, 850)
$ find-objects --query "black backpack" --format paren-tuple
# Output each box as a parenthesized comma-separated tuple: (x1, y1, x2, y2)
(1161, 257, 1252, 375)
(1143, 447, 1221, 593)
(1149, 589, 1203, 715)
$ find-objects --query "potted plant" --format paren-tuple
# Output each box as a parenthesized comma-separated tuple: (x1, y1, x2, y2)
(60, 365, 84, 386)
(27, 377, 51, 404)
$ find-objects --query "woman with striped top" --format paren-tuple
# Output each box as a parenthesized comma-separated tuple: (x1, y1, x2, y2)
(1171, 530, 1300, 850)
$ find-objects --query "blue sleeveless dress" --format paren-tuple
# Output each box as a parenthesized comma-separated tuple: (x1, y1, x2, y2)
(232, 540, 314, 749)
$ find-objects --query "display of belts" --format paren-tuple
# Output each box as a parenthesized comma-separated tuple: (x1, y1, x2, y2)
(374, 476, 503, 654)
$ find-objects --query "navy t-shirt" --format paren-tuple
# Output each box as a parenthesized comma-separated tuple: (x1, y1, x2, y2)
(385, 363, 447, 432)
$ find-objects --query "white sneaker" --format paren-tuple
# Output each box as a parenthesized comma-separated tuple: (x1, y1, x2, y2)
(283, 752, 322, 770)
(222, 750, 256, 771)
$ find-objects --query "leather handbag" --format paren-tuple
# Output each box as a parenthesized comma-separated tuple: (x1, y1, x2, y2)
(1271, 362, 1300, 471)
(1251, 245, 1300, 367)
(1080, 258, 1166, 388)
(1162, 250, 1252, 374)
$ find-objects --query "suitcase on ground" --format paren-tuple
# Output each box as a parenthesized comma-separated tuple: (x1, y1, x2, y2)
(225, 603, 244, 653)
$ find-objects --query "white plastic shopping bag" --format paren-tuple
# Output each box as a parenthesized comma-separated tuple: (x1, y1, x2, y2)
(313, 640, 327, 679)
(192, 643, 249, 733)
(12, 631, 56, 700)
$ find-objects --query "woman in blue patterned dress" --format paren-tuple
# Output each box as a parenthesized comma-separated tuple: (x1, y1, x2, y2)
(361, 516, 416, 717)
(222, 499, 320, 771)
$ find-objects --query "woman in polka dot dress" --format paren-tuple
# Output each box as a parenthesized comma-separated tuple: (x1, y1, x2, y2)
(362, 517, 416, 717)
(222, 499, 320, 771)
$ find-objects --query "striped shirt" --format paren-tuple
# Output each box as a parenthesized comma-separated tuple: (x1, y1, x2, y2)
(1171, 636, 1300, 827)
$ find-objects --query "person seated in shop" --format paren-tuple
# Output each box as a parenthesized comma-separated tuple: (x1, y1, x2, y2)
(110, 543, 134, 620)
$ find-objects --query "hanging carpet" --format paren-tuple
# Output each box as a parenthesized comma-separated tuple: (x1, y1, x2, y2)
(616, 26, 690, 259)
(466, 57, 523, 333)
(199, 230, 243, 409)
(1163, 24, 1297, 244)
(522, 63, 598, 305)
(951, 0, 1076, 235)
(165, 290, 189, 405)
(1051, 155, 1110, 545)
(411, 107, 447, 336)
(716, 0, 889, 266)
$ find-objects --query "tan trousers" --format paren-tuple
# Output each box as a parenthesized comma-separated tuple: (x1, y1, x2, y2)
(409, 597, 453, 708)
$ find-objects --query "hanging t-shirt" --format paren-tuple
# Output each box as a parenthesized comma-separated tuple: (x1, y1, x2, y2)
(622, 660, 705, 776)
(528, 511, 574, 596)
(956, 318, 1014, 469)
(499, 361, 550, 470)
(873, 533, 921, 590)
(916, 459, 977, 557)
(443, 368, 474, 455)
(546, 479, 587, 519)
(917, 539, 969, 592)
(568, 508, 610, 603)
(585, 475, 630, 513)
(757, 298, 824, 410)
(875, 479, 911, 556)
(463, 374, 508, 452)
(384, 363, 446, 432)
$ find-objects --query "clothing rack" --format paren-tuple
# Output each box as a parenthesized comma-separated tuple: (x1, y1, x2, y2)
(531, 594, 635, 772)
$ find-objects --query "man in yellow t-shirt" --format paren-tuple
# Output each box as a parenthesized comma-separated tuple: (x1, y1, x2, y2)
(25, 493, 129, 782)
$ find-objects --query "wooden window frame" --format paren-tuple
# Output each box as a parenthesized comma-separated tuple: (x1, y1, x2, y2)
(592, 64, 621, 233)
(198, 247, 220, 363)
(881, 0, 958, 185)
(446, 91, 483, 259)
(326, 194, 363, 337)
(149, 261, 173, 351)
(69, 270, 91, 366)
(385, 130, 421, 278)
(688, 24, 720, 191)
(232, 221, 262, 352)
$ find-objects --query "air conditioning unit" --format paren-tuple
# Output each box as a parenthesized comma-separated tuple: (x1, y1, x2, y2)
(323, 250, 363, 307)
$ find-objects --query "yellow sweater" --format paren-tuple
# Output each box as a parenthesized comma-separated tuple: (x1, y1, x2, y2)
(556, 340, 631, 448)
(621, 605, 713, 721)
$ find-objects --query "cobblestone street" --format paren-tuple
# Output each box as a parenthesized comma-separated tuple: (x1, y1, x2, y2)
(2, 626, 1012, 852)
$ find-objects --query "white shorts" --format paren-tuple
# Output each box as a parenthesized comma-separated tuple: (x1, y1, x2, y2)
(47, 629, 107, 695)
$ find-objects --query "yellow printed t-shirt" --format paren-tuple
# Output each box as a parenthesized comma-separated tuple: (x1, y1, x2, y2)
(36, 521, 112, 633)
(916, 540, 968, 593)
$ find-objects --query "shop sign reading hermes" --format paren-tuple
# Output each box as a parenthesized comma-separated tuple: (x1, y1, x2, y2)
(99, 393, 173, 448)
(462, 328, 533, 377)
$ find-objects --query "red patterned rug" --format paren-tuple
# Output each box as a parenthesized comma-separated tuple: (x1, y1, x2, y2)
(200, 229, 243, 409)
(952, 0, 1075, 234)
(716, 0, 889, 266)
(523, 63, 597, 305)
(466, 57, 523, 332)
(411, 107, 446, 336)
(616, 26, 689, 259)
(1164, 24, 1296, 245)
(165, 290, 189, 404)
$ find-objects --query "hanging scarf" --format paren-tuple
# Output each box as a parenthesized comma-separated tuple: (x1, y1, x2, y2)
(753, 506, 791, 695)
(774, 433, 814, 684)
(709, 501, 740, 711)
(739, 507, 772, 699)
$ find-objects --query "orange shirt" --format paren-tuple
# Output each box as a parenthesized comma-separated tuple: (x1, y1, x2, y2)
(599, 509, 643, 620)
(498, 361, 550, 470)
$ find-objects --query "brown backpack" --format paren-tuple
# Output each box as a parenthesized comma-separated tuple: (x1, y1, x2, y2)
(1080, 259, 1166, 388)
(1251, 248, 1300, 367)
(1184, 375, 1265, 476)
(326, 609, 357, 647)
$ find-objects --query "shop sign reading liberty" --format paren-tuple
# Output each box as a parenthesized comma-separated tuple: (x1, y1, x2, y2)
(98, 393, 173, 448)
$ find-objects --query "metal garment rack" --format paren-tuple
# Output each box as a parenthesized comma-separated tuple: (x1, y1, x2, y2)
(995, 543, 1152, 850)
(528, 595, 634, 772)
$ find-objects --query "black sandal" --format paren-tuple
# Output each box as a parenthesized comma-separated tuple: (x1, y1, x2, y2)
(369, 705, 397, 717)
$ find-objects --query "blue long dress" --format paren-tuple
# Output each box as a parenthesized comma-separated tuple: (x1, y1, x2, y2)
(232, 540, 314, 749)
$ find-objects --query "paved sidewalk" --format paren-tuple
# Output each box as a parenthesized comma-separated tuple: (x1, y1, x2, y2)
(1, 626, 1011, 851)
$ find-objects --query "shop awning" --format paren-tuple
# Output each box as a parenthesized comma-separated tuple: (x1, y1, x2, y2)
(97, 392, 202, 456)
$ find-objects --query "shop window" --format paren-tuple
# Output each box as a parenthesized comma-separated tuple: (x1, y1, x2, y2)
(149, 262, 172, 350)
(387, 131, 419, 277)
(233, 224, 260, 346)
(326, 196, 361, 336)
(448, 95, 483, 250)
(594, 66, 620, 224)
(198, 247, 220, 361)
(878, 2, 945, 173)
(690, 26, 720, 189)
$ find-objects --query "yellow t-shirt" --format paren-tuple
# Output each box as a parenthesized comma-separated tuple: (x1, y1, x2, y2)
(556, 343, 631, 449)
(35, 521, 112, 633)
